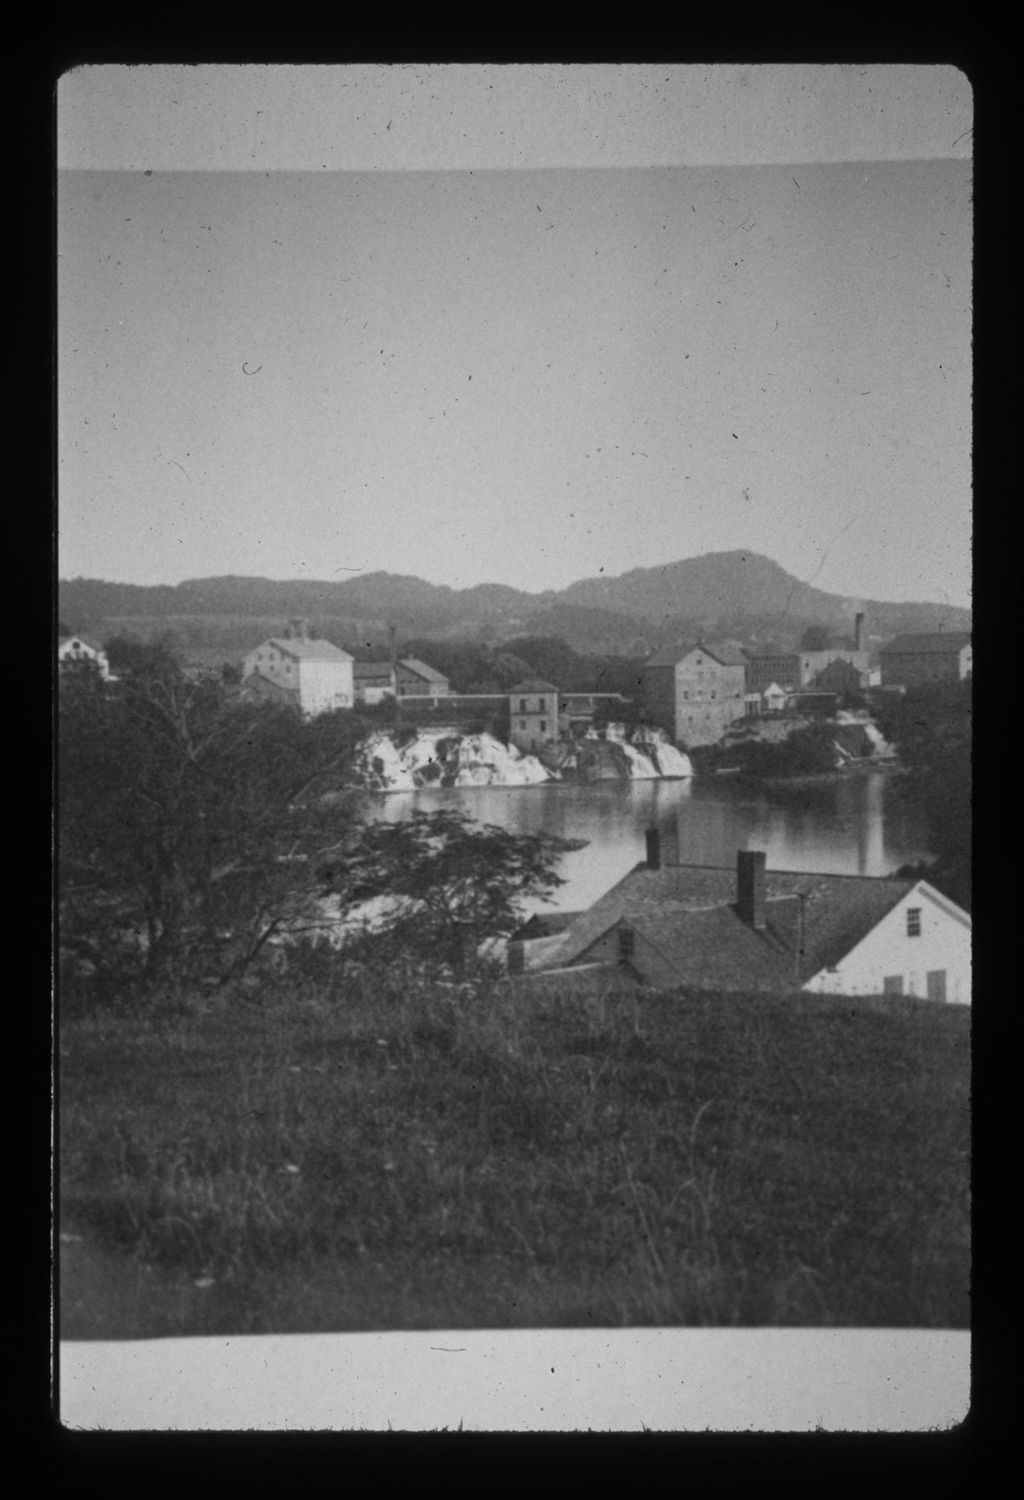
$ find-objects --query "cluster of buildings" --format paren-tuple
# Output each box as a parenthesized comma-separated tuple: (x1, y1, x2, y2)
(237, 623, 459, 717)
(642, 618, 971, 747)
(509, 833, 971, 1004)
(59, 616, 971, 755)
(234, 624, 629, 738)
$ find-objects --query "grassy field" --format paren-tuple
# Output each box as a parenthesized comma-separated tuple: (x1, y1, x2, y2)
(58, 965, 970, 1339)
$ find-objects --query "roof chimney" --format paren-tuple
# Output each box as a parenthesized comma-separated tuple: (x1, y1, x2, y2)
(854, 612, 864, 652)
(645, 828, 662, 870)
(737, 849, 767, 931)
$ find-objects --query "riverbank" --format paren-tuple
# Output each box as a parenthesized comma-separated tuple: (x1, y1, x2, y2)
(743, 761, 905, 791)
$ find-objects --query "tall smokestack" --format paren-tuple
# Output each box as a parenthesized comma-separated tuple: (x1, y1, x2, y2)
(737, 849, 767, 931)
(854, 612, 865, 652)
(645, 828, 662, 870)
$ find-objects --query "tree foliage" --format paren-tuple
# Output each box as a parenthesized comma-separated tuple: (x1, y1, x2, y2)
(799, 624, 833, 652)
(58, 658, 362, 998)
(58, 650, 566, 1003)
(875, 681, 971, 909)
(318, 809, 565, 964)
(724, 722, 839, 778)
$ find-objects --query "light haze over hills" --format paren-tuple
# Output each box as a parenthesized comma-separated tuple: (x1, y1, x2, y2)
(58, 549, 970, 655)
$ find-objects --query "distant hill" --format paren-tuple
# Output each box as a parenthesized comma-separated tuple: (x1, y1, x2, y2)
(58, 551, 970, 656)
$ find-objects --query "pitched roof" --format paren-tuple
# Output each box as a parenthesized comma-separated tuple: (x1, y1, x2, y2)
(644, 641, 747, 669)
(550, 862, 922, 992)
(58, 634, 105, 654)
(400, 658, 450, 684)
(879, 633, 971, 655)
(353, 660, 394, 678)
(510, 678, 560, 693)
(266, 638, 354, 662)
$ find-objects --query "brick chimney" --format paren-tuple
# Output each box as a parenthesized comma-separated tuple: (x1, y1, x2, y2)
(737, 849, 767, 931)
(854, 612, 865, 652)
(645, 828, 662, 870)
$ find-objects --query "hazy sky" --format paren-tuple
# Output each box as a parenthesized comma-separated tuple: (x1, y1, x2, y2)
(58, 65, 973, 606)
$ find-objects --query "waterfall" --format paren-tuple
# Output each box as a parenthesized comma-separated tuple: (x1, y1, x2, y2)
(352, 725, 693, 792)
(585, 724, 694, 780)
(354, 729, 552, 791)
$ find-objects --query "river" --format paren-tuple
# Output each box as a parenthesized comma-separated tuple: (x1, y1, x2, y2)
(362, 771, 933, 915)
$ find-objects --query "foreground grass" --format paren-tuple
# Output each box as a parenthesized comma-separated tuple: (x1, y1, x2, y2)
(59, 967, 969, 1338)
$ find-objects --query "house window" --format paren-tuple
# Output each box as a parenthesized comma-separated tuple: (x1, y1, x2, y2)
(519, 720, 526, 731)
(883, 975, 904, 996)
(906, 908, 922, 937)
(539, 719, 547, 733)
(682, 691, 689, 701)
(520, 699, 527, 712)
(618, 927, 635, 960)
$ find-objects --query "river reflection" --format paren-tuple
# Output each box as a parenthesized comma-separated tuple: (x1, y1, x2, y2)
(363, 772, 932, 914)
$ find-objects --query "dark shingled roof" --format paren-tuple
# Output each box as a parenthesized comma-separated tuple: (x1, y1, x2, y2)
(644, 641, 748, 669)
(551, 862, 920, 992)
(879, 633, 971, 655)
(510, 678, 560, 693)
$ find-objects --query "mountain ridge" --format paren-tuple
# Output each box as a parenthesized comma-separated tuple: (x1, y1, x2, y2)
(58, 550, 970, 654)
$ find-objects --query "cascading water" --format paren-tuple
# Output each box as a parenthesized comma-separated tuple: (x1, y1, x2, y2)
(354, 729, 551, 791)
(352, 724, 693, 791)
(584, 723, 694, 780)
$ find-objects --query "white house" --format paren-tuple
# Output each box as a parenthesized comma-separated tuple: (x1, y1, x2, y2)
(242, 625, 354, 718)
(58, 634, 114, 681)
(512, 838, 970, 1004)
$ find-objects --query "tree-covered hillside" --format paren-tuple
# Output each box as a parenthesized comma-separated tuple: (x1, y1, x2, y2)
(58, 550, 970, 655)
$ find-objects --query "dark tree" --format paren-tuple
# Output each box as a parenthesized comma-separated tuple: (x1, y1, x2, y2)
(875, 681, 971, 909)
(323, 809, 565, 966)
(103, 632, 183, 683)
(58, 670, 363, 1000)
(799, 624, 833, 652)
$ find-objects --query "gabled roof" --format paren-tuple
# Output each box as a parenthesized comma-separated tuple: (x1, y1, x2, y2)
(265, 638, 354, 663)
(399, 658, 450, 684)
(510, 678, 560, 694)
(353, 660, 394, 678)
(644, 641, 747, 669)
(58, 634, 105, 654)
(879, 633, 971, 654)
(549, 862, 927, 992)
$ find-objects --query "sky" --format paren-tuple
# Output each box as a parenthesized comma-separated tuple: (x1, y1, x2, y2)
(57, 65, 973, 607)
